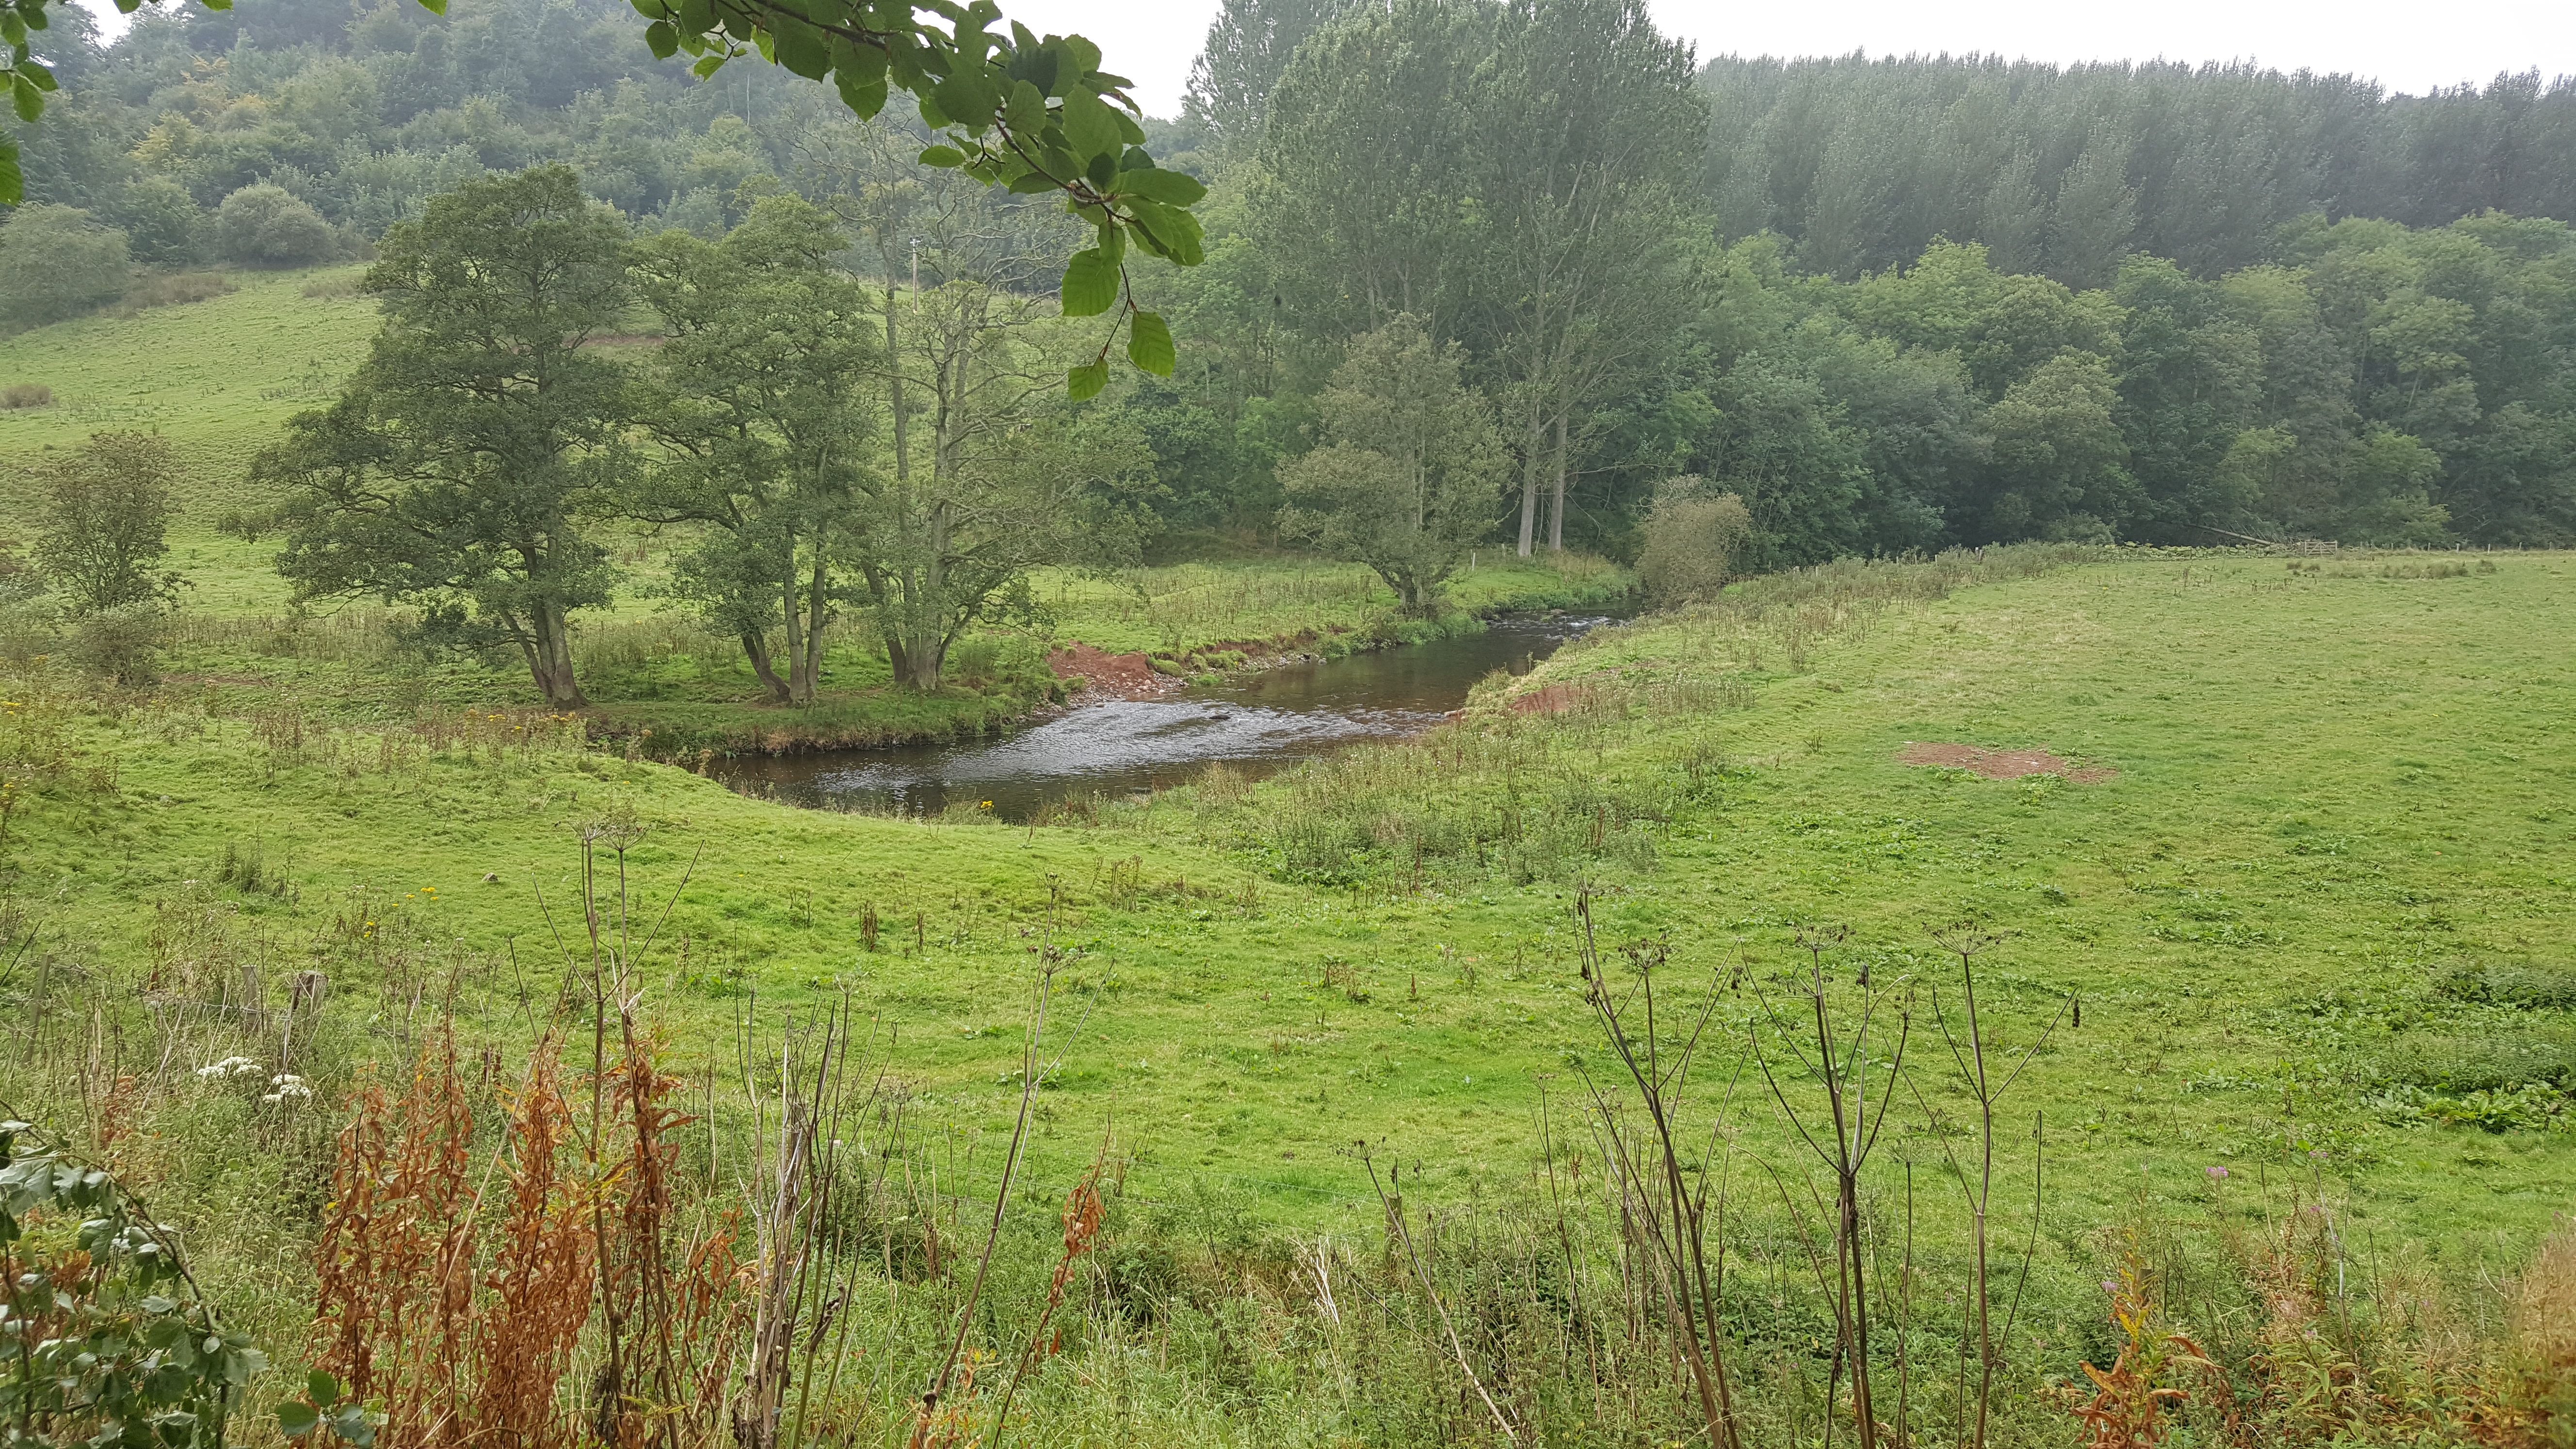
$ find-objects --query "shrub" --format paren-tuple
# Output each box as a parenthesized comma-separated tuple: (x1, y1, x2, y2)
(215, 184, 336, 268)
(1637, 480, 1754, 605)
(68, 602, 170, 687)
(2, 382, 52, 408)
(115, 271, 236, 316)
(0, 205, 132, 329)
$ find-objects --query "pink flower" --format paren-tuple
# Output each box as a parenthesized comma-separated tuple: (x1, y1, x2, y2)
(2206, 1165, 2229, 1180)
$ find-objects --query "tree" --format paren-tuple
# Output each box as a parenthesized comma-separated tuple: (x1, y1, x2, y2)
(632, 194, 879, 706)
(32, 430, 181, 614)
(215, 183, 335, 267)
(1981, 351, 2135, 539)
(1468, 0, 1704, 558)
(0, 204, 127, 329)
(1181, 0, 1352, 156)
(256, 166, 630, 709)
(1278, 315, 1506, 615)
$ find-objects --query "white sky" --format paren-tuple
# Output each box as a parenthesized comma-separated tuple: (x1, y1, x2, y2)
(1006, 0, 2576, 116)
(72, 0, 2576, 117)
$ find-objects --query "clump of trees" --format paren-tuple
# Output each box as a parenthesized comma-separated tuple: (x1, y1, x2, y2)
(256, 160, 1151, 708)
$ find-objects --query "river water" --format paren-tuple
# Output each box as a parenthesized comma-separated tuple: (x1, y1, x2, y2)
(709, 615, 1609, 821)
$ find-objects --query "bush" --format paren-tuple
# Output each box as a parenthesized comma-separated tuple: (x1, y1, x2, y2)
(2, 383, 52, 409)
(68, 602, 169, 687)
(0, 205, 132, 329)
(215, 184, 336, 268)
(1637, 480, 1753, 605)
(116, 272, 236, 316)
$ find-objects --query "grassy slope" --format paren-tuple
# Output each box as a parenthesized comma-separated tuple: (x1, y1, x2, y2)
(11, 551, 2571, 1283)
(0, 268, 380, 532)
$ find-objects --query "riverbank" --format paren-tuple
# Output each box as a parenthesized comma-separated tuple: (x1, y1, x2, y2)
(133, 552, 1634, 760)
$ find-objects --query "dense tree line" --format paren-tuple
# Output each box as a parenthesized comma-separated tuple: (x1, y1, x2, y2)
(1700, 55, 2576, 285)
(10, 0, 2576, 570)
(1133, 0, 2576, 556)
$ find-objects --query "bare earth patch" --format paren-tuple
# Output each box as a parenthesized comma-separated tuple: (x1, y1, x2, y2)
(1898, 741, 2116, 783)
(1049, 643, 1182, 701)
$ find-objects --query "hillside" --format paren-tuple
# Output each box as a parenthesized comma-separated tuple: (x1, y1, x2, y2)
(0, 268, 378, 522)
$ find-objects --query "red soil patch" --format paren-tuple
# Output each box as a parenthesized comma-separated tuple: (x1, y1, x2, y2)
(1048, 643, 1181, 701)
(1898, 741, 2116, 784)
(1511, 682, 1601, 715)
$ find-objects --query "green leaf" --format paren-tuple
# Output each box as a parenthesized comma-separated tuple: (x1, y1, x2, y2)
(411, 0, 444, 13)
(10, 73, 41, 125)
(916, 145, 966, 168)
(1004, 78, 1045, 133)
(1116, 167, 1204, 206)
(643, 20, 676, 56)
(1004, 169, 1058, 194)
(277, 1402, 321, 1440)
(1066, 358, 1109, 401)
(308, 1369, 340, 1406)
(1058, 86, 1120, 161)
(1125, 200, 1205, 267)
(931, 70, 993, 133)
(690, 52, 726, 79)
(770, 18, 827, 79)
(1059, 246, 1119, 317)
(1126, 310, 1174, 376)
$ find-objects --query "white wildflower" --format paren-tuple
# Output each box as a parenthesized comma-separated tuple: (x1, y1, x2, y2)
(261, 1074, 315, 1105)
(196, 1056, 264, 1081)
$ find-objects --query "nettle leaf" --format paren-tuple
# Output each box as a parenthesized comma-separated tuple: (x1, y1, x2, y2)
(1066, 358, 1110, 401)
(1127, 310, 1174, 376)
(1059, 246, 1119, 317)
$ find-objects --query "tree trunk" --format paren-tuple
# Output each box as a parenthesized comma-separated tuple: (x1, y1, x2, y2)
(1548, 411, 1567, 552)
(1516, 423, 1541, 558)
(790, 548, 828, 706)
(740, 629, 791, 703)
(899, 630, 943, 692)
(530, 600, 587, 708)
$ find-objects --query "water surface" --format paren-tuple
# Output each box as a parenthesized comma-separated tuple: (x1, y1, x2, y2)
(712, 616, 1606, 820)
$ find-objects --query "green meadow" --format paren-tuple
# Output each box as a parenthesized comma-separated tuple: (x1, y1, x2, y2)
(11, 548, 2570, 1240)
(7, 275, 2573, 1446)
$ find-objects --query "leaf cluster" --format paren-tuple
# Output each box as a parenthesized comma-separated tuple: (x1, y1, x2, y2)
(0, 1121, 269, 1449)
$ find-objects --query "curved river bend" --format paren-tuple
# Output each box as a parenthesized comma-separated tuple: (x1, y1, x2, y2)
(709, 615, 1609, 821)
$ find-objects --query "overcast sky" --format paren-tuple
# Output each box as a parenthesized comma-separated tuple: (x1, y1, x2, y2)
(1001, 0, 2576, 117)
(71, 0, 2576, 118)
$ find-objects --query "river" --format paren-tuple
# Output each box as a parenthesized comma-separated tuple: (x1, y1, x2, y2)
(708, 614, 1610, 821)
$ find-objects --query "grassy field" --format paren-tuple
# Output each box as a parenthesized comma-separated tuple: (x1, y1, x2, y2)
(9, 278, 2572, 1441)
(13, 550, 2571, 1226)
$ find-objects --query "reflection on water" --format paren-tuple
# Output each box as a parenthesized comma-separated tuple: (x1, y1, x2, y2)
(710, 615, 1608, 820)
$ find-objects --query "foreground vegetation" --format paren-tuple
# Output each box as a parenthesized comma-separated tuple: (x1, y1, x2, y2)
(2, 546, 2571, 1445)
